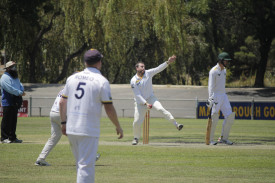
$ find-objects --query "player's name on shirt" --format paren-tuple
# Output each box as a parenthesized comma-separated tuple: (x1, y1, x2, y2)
(74, 74, 95, 81)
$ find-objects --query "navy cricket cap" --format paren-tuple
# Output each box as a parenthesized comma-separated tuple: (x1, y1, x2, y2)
(84, 49, 103, 64)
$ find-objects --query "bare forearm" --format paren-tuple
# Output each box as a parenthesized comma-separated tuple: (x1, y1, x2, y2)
(104, 104, 120, 128)
(59, 98, 67, 135)
(59, 98, 67, 122)
(104, 103, 123, 139)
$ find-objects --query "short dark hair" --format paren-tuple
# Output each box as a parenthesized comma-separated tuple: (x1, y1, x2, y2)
(135, 61, 144, 68)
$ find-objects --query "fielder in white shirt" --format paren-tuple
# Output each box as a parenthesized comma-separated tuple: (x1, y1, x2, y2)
(35, 88, 101, 166)
(207, 52, 235, 145)
(130, 55, 183, 145)
(34, 89, 64, 166)
(59, 49, 123, 183)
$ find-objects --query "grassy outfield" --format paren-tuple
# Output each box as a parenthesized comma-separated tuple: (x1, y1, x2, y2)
(0, 117, 275, 183)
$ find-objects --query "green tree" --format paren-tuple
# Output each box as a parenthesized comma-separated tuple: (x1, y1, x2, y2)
(203, 0, 275, 87)
(246, 0, 275, 87)
(234, 36, 260, 79)
(0, 0, 63, 82)
(2, 0, 273, 87)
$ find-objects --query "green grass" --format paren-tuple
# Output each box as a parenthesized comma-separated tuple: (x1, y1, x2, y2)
(0, 117, 275, 183)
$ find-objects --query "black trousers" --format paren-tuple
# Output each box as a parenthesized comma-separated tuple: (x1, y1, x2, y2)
(1, 106, 18, 141)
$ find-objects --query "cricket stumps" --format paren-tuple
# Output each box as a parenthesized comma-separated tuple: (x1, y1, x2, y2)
(143, 111, 150, 144)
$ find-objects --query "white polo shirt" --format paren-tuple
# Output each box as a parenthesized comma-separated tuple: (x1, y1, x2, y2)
(62, 67, 112, 137)
(130, 62, 168, 105)
(208, 63, 226, 99)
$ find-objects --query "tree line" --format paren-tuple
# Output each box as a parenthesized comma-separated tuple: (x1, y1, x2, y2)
(0, 0, 274, 87)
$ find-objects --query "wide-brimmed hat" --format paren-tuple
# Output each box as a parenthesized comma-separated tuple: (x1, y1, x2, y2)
(4, 61, 16, 69)
(84, 49, 103, 64)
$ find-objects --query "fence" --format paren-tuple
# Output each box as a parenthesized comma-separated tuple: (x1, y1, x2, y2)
(22, 96, 275, 120)
(25, 96, 200, 118)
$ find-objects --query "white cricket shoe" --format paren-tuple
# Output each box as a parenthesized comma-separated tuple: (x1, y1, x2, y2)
(218, 136, 233, 145)
(35, 159, 50, 166)
(1, 139, 11, 144)
(221, 139, 233, 145)
(210, 141, 217, 145)
(177, 124, 184, 131)
(132, 138, 138, 145)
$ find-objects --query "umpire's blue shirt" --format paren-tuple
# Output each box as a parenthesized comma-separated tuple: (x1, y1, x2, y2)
(0, 72, 24, 106)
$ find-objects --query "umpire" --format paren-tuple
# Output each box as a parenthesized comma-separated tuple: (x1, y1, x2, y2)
(1, 61, 25, 143)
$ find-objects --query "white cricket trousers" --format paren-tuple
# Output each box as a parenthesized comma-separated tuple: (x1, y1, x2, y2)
(211, 93, 233, 136)
(37, 111, 62, 160)
(133, 95, 175, 139)
(68, 135, 99, 183)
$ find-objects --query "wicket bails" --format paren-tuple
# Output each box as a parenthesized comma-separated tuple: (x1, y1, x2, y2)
(143, 110, 150, 144)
